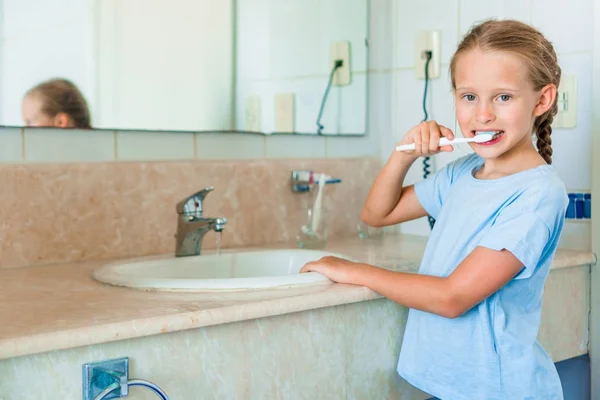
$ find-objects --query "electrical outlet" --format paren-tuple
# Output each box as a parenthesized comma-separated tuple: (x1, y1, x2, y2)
(415, 30, 441, 80)
(83, 357, 129, 400)
(330, 41, 351, 86)
(275, 93, 295, 133)
(244, 96, 261, 131)
(553, 74, 577, 129)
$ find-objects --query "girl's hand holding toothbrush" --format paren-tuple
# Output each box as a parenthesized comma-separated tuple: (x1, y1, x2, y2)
(394, 121, 456, 158)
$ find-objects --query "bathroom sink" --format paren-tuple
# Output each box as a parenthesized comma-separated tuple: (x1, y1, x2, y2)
(93, 249, 352, 297)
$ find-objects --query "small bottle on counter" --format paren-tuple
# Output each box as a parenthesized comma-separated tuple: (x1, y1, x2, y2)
(584, 193, 592, 218)
(575, 193, 585, 219)
(357, 221, 384, 240)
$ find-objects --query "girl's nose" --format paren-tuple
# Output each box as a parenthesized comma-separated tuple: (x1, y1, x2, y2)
(476, 103, 496, 124)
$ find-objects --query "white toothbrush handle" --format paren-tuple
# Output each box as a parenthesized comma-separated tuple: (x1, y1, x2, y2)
(395, 137, 473, 152)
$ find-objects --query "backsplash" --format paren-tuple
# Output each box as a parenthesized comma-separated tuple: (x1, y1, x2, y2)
(0, 157, 380, 269)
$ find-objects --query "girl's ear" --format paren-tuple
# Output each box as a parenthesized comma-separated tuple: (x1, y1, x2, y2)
(54, 112, 73, 128)
(533, 83, 557, 117)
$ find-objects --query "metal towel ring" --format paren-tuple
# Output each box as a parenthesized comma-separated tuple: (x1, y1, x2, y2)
(94, 379, 170, 400)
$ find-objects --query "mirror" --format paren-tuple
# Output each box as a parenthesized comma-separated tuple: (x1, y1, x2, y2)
(0, 0, 368, 135)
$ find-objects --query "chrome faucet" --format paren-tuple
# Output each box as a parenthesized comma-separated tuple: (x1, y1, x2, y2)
(175, 187, 227, 257)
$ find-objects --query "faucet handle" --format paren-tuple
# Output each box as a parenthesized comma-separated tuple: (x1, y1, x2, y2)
(176, 186, 214, 217)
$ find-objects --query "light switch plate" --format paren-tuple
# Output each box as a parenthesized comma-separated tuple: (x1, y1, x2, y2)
(330, 41, 351, 86)
(554, 74, 577, 129)
(274, 93, 295, 133)
(244, 96, 261, 132)
(415, 30, 441, 80)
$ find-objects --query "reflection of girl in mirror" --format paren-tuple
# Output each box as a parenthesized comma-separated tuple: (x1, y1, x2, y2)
(21, 78, 91, 128)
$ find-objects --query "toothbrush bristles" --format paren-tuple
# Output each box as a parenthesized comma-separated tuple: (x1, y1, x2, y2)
(474, 133, 494, 143)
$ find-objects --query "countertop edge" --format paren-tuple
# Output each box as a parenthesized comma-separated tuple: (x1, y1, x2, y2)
(0, 285, 382, 360)
(549, 252, 595, 270)
(0, 246, 594, 361)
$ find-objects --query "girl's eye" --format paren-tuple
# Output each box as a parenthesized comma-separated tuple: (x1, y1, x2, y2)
(463, 94, 476, 101)
(498, 94, 511, 102)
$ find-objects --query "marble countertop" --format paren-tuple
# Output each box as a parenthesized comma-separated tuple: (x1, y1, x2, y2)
(0, 234, 595, 360)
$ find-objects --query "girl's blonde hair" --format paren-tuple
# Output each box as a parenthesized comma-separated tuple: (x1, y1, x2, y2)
(449, 19, 561, 164)
(26, 78, 91, 129)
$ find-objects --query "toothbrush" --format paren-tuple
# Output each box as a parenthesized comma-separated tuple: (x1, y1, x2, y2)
(395, 132, 494, 152)
(311, 173, 326, 238)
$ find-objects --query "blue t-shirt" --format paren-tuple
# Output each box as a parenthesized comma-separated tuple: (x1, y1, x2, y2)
(397, 153, 569, 400)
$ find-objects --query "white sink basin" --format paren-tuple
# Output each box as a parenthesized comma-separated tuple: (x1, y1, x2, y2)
(93, 249, 352, 298)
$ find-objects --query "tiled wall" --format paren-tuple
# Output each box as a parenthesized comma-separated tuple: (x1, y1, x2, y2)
(0, 156, 380, 269)
(0, 126, 382, 269)
(0, 0, 383, 269)
(0, 128, 380, 163)
(368, 0, 595, 250)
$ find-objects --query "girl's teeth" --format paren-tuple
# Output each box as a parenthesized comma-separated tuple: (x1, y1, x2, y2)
(476, 131, 503, 138)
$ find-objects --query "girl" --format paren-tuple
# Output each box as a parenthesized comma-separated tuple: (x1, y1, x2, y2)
(21, 78, 92, 129)
(301, 19, 568, 399)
